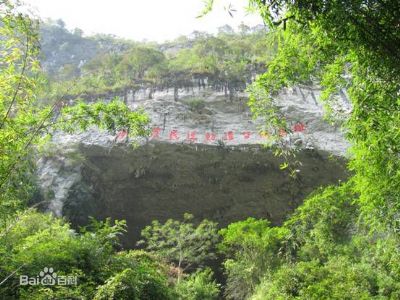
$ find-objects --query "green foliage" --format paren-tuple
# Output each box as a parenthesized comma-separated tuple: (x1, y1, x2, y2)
(250, 258, 380, 300)
(220, 184, 400, 299)
(0, 1, 44, 218)
(0, 211, 176, 299)
(59, 98, 150, 137)
(0, 211, 120, 297)
(138, 214, 219, 273)
(44, 23, 269, 102)
(245, 0, 400, 229)
(209, 1, 400, 298)
(0, 3, 156, 298)
(186, 98, 206, 112)
(283, 183, 358, 261)
(2, 1, 400, 299)
(0, 2, 149, 225)
(118, 46, 166, 81)
(219, 218, 289, 299)
(93, 264, 171, 300)
(175, 268, 220, 300)
(94, 250, 176, 300)
(40, 19, 133, 77)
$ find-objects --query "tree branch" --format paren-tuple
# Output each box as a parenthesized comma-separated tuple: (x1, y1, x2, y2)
(0, 20, 31, 130)
(0, 264, 25, 286)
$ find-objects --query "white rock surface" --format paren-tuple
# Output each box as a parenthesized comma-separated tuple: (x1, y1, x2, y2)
(51, 85, 350, 155)
(37, 85, 350, 216)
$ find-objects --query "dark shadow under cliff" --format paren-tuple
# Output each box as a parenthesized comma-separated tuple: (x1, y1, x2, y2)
(62, 142, 349, 248)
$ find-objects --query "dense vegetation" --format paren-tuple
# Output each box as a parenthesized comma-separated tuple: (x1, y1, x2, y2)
(218, 0, 400, 299)
(1, 0, 400, 299)
(41, 21, 269, 103)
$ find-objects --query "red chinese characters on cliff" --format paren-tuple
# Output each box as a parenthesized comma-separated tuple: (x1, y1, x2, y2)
(151, 127, 161, 139)
(293, 122, 306, 133)
(279, 128, 287, 137)
(186, 131, 197, 142)
(224, 131, 234, 141)
(115, 129, 128, 142)
(205, 132, 216, 142)
(148, 124, 308, 142)
(169, 129, 179, 140)
(242, 131, 251, 139)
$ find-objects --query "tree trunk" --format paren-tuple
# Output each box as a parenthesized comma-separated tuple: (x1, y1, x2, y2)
(229, 87, 234, 102)
(177, 250, 183, 283)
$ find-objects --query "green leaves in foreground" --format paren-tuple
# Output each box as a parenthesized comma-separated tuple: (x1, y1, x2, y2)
(219, 218, 289, 300)
(220, 183, 400, 299)
(0, 1, 151, 223)
(59, 98, 150, 137)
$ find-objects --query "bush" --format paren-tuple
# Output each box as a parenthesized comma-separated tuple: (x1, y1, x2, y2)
(219, 218, 289, 300)
(250, 258, 380, 300)
(282, 183, 359, 261)
(175, 268, 220, 300)
(186, 98, 206, 112)
(93, 266, 173, 300)
(138, 214, 219, 275)
(0, 211, 175, 299)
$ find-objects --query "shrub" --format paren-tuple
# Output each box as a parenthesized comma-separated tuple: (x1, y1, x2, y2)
(175, 268, 220, 300)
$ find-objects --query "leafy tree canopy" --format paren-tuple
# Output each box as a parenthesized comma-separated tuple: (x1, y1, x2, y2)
(138, 214, 219, 274)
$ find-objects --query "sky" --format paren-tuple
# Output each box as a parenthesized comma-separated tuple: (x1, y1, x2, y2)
(22, 0, 264, 42)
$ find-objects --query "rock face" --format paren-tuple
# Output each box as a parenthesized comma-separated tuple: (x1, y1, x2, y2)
(63, 143, 347, 247)
(88, 84, 349, 155)
(37, 86, 350, 247)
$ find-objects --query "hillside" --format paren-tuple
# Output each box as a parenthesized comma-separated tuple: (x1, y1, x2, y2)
(1, 1, 399, 299)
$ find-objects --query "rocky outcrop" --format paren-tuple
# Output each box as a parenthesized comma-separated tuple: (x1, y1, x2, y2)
(124, 85, 350, 155)
(37, 86, 350, 247)
(43, 143, 347, 248)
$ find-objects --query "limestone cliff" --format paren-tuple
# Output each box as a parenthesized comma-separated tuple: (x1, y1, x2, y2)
(37, 86, 350, 247)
